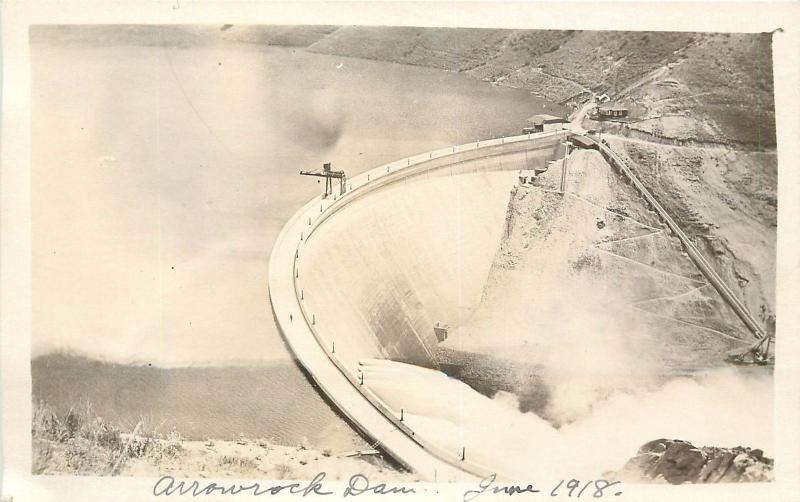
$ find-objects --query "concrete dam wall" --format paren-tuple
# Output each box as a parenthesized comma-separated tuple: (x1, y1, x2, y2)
(269, 131, 567, 479)
(299, 134, 566, 370)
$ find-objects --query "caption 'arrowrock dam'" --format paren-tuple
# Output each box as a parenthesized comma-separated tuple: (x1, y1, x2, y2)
(268, 130, 771, 482)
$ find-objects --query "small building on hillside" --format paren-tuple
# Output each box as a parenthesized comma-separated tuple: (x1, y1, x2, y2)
(596, 104, 630, 119)
(433, 322, 449, 343)
(527, 114, 568, 133)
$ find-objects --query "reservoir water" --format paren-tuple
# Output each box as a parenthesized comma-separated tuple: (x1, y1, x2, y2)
(31, 39, 566, 446)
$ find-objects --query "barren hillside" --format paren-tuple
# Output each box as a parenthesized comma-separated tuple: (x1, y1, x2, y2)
(438, 150, 756, 425)
(605, 138, 777, 336)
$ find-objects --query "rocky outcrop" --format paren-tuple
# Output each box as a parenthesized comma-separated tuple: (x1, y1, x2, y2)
(613, 439, 773, 484)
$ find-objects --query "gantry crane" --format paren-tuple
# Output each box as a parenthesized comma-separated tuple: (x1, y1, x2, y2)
(300, 162, 347, 198)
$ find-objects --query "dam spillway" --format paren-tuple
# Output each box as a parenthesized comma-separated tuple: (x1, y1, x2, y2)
(268, 131, 568, 480)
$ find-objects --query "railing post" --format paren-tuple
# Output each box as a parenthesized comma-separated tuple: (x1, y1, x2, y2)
(400, 408, 404, 421)
(332, 341, 335, 354)
(461, 447, 465, 461)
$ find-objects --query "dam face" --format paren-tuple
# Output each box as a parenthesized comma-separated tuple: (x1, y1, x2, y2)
(297, 135, 566, 371)
(270, 131, 568, 480)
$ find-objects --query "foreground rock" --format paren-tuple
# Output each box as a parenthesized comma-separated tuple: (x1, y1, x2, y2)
(613, 439, 773, 484)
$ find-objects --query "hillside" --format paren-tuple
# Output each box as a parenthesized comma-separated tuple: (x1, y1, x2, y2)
(309, 28, 774, 147)
(306, 28, 698, 102)
(308, 26, 514, 72)
(440, 150, 755, 425)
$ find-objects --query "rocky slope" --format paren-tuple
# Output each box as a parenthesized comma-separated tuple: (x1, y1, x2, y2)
(438, 150, 757, 425)
(612, 439, 773, 484)
(605, 138, 777, 337)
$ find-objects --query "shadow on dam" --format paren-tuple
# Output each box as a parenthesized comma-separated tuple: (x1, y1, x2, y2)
(298, 135, 565, 382)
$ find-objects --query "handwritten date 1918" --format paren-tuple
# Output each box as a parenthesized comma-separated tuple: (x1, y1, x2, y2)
(550, 479, 622, 498)
(464, 474, 622, 501)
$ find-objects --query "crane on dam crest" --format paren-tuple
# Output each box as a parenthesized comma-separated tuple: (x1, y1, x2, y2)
(300, 162, 347, 198)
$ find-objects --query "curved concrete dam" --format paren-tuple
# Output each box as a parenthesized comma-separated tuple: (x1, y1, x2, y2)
(270, 129, 773, 481)
(269, 131, 568, 480)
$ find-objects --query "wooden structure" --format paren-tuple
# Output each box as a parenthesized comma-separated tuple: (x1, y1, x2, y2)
(596, 104, 630, 119)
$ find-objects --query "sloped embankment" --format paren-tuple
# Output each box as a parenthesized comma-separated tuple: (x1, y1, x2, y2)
(436, 149, 754, 425)
(606, 139, 777, 336)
